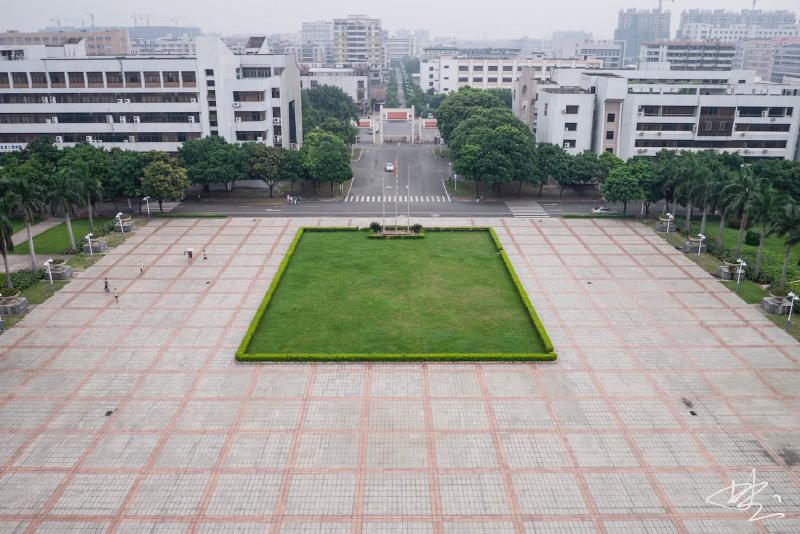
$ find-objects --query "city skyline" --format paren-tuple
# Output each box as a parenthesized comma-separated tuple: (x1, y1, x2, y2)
(4, 0, 798, 40)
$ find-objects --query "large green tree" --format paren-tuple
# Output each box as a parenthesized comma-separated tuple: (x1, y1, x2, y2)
(48, 169, 84, 252)
(752, 159, 800, 199)
(178, 136, 241, 191)
(302, 85, 359, 133)
(722, 165, 760, 257)
(766, 200, 800, 288)
(301, 131, 352, 195)
(534, 144, 571, 197)
(0, 199, 14, 289)
(435, 87, 506, 142)
(750, 181, 784, 277)
(240, 143, 284, 198)
(559, 150, 601, 198)
(140, 160, 191, 212)
(281, 149, 307, 194)
(1, 157, 49, 270)
(313, 117, 357, 146)
(57, 143, 108, 232)
(601, 165, 643, 214)
(106, 149, 147, 211)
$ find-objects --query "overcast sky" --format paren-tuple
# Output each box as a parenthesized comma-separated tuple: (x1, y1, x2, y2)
(4, 0, 798, 40)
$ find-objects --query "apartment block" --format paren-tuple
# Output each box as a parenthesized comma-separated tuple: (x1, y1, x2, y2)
(0, 37, 302, 153)
(0, 28, 130, 56)
(678, 9, 798, 41)
(332, 15, 385, 70)
(578, 41, 626, 69)
(639, 41, 737, 70)
(420, 48, 602, 94)
(736, 38, 800, 83)
(614, 9, 671, 64)
(533, 69, 800, 162)
(130, 35, 196, 56)
(386, 36, 415, 63)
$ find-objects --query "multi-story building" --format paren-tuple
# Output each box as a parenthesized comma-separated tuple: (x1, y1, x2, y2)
(735, 38, 800, 83)
(614, 9, 671, 64)
(677, 9, 798, 42)
(386, 36, 415, 63)
(301, 21, 334, 64)
(551, 31, 593, 58)
(533, 68, 800, 162)
(638, 40, 737, 70)
(0, 28, 130, 56)
(421, 48, 602, 94)
(0, 37, 302, 154)
(577, 41, 626, 69)
(300, 67, 369, 113)
(130, 35, 197, 56)
(332, 15, 385, 70)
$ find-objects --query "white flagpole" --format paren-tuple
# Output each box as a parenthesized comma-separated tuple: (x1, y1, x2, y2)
(394, 159, 399, 230)
(407, 164, 411, 233)
(381, 165, 385, 232)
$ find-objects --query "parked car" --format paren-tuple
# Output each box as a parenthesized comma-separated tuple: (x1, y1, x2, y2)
(385, 162, 395, 172)
(591, 206, 616, 214)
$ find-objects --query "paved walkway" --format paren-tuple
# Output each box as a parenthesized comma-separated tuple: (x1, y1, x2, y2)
(10, 219, 61, 247)
(0, 217, 798, 532)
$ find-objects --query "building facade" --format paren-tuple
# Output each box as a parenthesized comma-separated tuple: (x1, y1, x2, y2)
(130, 35, 197, 56)
(678, 9, 797, 39)
(300, 68, 368, 113)
(678, 24, 798, 42)
(0, 28, 130, 56)
(0, 37, 302, 153)
(577, 41, 626, 69)
(533, 69, 800, 162)
(638, 41, 737, 70)
(386, 36, 415, 63)
(421, 49, 602, 94)
(735, 38, 800, 83)
(300, 21, 334, 64)
(614, 9, 671, 64)
(332, 15, 385, 70)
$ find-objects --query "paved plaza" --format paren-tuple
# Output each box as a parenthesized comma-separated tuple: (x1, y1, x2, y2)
(0, 216, 799, 533)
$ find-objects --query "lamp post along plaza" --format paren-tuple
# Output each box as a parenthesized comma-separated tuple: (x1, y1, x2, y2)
(697, 233, 705, 255)
(85, 233, 93, 255)
(116, 212, 125, 234)
(787, 292, 799, 330)
(736, 258, 747, 290)
(666, 213, 674, 233)
(143, 196, 151, 219)
(44, 259, 53, 285)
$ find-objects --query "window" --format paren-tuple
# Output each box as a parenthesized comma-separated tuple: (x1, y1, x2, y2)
(473, 65, 483, 71)
(607, 113, 616, 123)
(605, 148, 614, 153)
(271, 88, 280, 98)
(124, 71, 141, 85)
(68, 72, 85, 86)
(87, 72, 103, 85)
(472, 77, 483, 82)
(429, 82, 434, 87)
(487, 77, 497, 83)
(488, 65, 498, 71)
(240, 67, 271, 78)
(429, 66, 433, 71)
(458, 65, 468, 71)
(606, 131, 614, 140)
(181, 71, 196, 85)
(458, 77, 468, 82)
(163, 71, 179, 86)
(12, 72, 29, 87)
(106, 72, 123, 85)
(273, 107, 281, 118)
(48, 72, 65, 86)
(30, 72, 47, 86)
(0, 73, 7, 86)
(144, 71, 160, 86)
(563, 139, 576, 148)
(207, 80, 215, 87)
(565, 105, 579, 114)
(564, 123, 577, 131)
(502, 65, 513, 72)
(502, 77, 512, 83)
(205, 69, 214, 76)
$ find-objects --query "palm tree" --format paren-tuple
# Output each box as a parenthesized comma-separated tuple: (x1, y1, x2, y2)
(672, 152, 704, 232)
(3, 158, 48, 270)
(722, 165, 759, 258)
(0, 202, 14, 289)
(749, 182, 783, 277)
(688, 154, 723, 235)
(80, 176, 103, 233)
(766, 200, 800, 289)
(49, 170, 84, 252)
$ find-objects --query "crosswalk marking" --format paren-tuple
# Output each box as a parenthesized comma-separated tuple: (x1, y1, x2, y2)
(345, 195, 452, 203)
(505, 200, 550, 218)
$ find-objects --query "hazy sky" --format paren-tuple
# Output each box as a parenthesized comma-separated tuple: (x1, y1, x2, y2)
(4, 0, 798, 40)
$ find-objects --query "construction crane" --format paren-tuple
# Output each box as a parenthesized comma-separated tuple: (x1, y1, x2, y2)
(653, 0, 675, 13)
(50, 17, 87, 29)
(85, 12, 95, 30)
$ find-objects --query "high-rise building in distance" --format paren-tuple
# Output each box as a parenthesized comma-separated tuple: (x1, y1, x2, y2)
(614, 9, 671, 64)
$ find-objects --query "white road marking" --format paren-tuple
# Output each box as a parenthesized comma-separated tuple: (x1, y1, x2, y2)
(442, 179, 451, 202)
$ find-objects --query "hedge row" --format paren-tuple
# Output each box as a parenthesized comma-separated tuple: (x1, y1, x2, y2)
(562, 213, 636, 219)
(235, 226, 557, 362)
(368, 232, 426, 239)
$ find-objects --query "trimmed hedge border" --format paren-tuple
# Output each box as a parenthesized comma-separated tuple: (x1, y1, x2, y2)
(368, 231, 426, 239)
(235, 226, 557, 362)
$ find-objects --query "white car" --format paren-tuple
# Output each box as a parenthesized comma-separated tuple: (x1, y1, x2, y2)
(385, 162, 395, 172)
(591, 206, 616, 214)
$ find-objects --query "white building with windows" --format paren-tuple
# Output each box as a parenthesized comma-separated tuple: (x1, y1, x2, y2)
(0, 36, 302, 153)
(332, 15, 385, 70)
(533, 69, 800, 161)
(638, 41, 737, 71)
(420, 49, 602, 94)
(300, 68, 369, 113)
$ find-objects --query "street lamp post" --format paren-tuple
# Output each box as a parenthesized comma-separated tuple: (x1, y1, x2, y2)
(44, 259, 53, 285)
(787, 292, 799, 330)
(665, 213, 674, 233)
(736, 258, 747, 290)
(143, 196, 151, 219)
(85, 233, 93, 255)
(697, 233, 705, 255)
(116, 212, 124, 234)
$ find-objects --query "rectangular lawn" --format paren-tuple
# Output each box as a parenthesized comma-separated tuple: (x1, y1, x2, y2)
(13, 218, 114, 255)
(241, 229, 552, 360)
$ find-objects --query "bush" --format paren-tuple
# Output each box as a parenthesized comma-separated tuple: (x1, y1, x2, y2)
(745, 230, 761, 247)
(10, 269, 44, 291)
(369, 222, 382, 233)
(0, 287, 20, 298)
(769, 283, 790, 297)
(411, 223, 423, 234)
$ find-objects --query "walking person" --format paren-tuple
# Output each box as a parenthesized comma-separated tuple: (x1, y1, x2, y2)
(185, 248, 193, 263)
(104, 278, 110, 294)
(202, 249, 208, 262)
(138, 260, 144, 275)
(113, 288, 119, 304)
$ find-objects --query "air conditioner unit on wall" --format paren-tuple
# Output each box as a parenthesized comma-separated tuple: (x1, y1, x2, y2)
(49, 97, 56, 103)
(133, 116, 140, 124)
(235, 117, 242, 123)
(273, 117, 281, 124)
(117, 98, 124, 103)
(128, 136, 135, 143)
(190, 97, 197, 103)
(55, 136, 63, 144)
(85, 136, 93, 143)
(256, 136, 264, 142)
(188, 116, 195, 123)
(106, 115, 113, 123)
(124, 99, 131, 103)
(41, 96, 49, 103)
(233, 102, 241, 108)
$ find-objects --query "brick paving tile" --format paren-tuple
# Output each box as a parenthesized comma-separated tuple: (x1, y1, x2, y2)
(0, 217, 798, 532)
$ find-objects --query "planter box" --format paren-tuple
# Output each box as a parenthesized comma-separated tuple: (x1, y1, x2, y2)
(682, 240, 707, 254)
(716, 266, 741, 280)
(82, 240, 108, 254)
(49, 266, 73, 281)
(113, 220, 136, 233)
(0, 317, 3, 333)
(0, 296, 29, 316)
(761, 296, 792, 315)
(655, 221, 675, 233)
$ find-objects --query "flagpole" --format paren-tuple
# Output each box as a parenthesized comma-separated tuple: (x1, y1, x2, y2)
(381, 164, 385, 232)
(394, 158, 399, 231)
(407, 164, 410, 233)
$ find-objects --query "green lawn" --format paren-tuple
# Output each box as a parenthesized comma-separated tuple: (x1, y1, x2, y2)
(244, 230, 547, 357)
(721, 280, 770, 304)
(13, 218, 114, 255)
(22, 280, 67, 304)
(10, 219, 27, 235)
